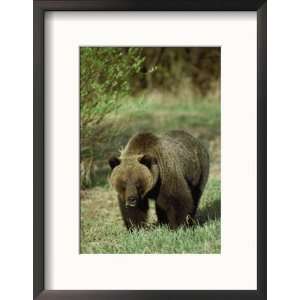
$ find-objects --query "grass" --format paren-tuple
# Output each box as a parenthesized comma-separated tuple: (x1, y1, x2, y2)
(81, 221, 220, 254)
(80, 94, 221, 253)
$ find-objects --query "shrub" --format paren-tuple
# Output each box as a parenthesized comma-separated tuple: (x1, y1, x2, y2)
(80, 47, 144, 188)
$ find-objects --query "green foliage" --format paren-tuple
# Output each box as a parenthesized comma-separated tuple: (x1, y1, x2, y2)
(80, 47, 145, 188)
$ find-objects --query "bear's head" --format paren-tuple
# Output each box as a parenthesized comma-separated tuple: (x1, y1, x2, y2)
(108, 154, 159, 208)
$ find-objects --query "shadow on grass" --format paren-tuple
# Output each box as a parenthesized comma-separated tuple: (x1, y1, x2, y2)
(197, 178, 221, 226)
(197, 197, 221, 226)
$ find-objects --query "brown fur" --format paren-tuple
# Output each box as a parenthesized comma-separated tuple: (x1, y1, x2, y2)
(109, 130, 209, 230)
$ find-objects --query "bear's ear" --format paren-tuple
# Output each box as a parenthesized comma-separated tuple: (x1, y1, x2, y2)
(139, 154, 157, 169)
(108, 156, 121, 169)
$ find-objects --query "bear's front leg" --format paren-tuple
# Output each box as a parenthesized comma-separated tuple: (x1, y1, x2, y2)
(155, 202, 169, 225)
(157, 180, 195, 229)
(166, 204, 191, 230)
(118, 196, 149, 230)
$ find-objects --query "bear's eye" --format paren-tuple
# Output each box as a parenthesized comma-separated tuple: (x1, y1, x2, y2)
(117, 182, 126, 192)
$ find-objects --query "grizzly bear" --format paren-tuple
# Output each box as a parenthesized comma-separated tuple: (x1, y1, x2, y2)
(108, 130, 209, 230)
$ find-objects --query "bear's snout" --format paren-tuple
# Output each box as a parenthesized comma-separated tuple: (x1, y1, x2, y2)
(126, 195, 137, 207)
(125, 184, 139, 207)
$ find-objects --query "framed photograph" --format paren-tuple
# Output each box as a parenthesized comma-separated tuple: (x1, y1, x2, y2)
(34, 0, 266, 299)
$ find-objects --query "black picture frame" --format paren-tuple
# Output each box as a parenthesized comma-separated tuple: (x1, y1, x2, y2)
(33, 0, 267, 299)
